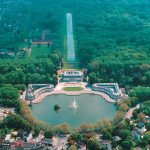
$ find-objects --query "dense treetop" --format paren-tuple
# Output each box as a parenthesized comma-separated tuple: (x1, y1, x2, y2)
(1, 0, 150, 62)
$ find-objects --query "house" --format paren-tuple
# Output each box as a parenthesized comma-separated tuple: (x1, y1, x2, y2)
(41, 138, 52, 146)
(113, 136, 122, 142)
(102, 140, 112, 150)
(136, 122, 145, 129)
(2, 140, 10, 149)
(36, 131, 44, 143)
(26, 132, 33, 142)
(135, 127, 147, 135)
(134, 122, 147, 135)
(52, 135, 68, 150)
(32, 40, 52, 46)
(5, 134, 11, 141)
(132, 131, 141, 141)
(14, 137, 24, 148)
(77, 143, 86, 150)
(106, 143, 112, 150)
(23, 142, 37, 149)
(146, 116, 150, 123)
(0, 49, 15, 58)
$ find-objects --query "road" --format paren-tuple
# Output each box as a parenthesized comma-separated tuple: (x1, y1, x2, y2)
(125, 104, 140, 119)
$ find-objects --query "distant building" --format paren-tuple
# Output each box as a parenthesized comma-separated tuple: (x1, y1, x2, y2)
(136, 122, 145, 129)
(0, 107, 14, 121)
(102, 140, 112, 150)
(2, 140, 10, 149)
(135, 122, 147, 135)
(113, 136, 121, 142)
(41, 138, 52, 146)
(32, 40, 52, 46)
(132, 131, 141, 141)
(0, 49, 14, 58)
(61, 70, 83, 82)
(92, 83, 122, 100)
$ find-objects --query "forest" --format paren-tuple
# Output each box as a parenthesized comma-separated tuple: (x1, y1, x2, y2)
(0, 0, 150, 85)
(1, 0, 150, 62)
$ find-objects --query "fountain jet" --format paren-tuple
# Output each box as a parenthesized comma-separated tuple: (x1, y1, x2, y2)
(69, 98, 79, 109)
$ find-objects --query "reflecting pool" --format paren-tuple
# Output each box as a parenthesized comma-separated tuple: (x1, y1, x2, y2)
(31, 94, 117, 128)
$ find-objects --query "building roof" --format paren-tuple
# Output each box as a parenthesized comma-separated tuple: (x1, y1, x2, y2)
(113, 136, 121, 141)
(42, 138, 52, 145)
(136, 122, 145, 129)
(63, 70, 83, 76)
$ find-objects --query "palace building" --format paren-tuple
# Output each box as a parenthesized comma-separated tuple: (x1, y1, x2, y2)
(25, 84, 54, 100)
(92, 83, 122, 100)
(61, 70, 83, 82)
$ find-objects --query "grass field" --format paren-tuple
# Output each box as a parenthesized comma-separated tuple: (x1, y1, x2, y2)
(63, 61, 80, 69)
(30, 46, 51, 58)
(63, 87, 83, 91)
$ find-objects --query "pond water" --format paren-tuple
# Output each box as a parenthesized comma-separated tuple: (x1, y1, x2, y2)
(31, 94, 117, 128)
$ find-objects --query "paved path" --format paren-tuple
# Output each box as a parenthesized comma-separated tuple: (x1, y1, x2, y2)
(25, 47, 31, 57)
(124, 104, 140, 119)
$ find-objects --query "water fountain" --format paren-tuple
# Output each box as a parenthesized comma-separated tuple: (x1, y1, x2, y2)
(69, 98, 79, 109)
(66, 13, 75, 61)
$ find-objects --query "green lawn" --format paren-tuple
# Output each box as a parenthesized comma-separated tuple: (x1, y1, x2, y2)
(63, 61, 80, 69)
(30, 45, 51, 58)
(63, 87, 83, 91)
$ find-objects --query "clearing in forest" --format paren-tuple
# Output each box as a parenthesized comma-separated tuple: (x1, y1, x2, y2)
(63, 13, 80, 69)
(30, 45, 51, 58)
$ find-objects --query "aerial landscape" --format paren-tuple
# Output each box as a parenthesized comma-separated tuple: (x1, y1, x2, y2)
(0, 0, 150, 149)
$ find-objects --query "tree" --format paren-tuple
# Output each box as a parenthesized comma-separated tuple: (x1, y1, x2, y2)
(140, 101, 150, 115)
(145, 71, 150, 84)
(0, 85, 19, 107)
(3, 113, 32, 132)
(96, 119, 112, 131)
(146, 123, 150, 131)
(87, 139, 101, 150)
(44, 130, 54, 139)
(88, 72, 97, 84)
(129, 87, 150, 102)
(137, 112, 146, 122)
(113, 111, 125, 124)
(0, 85, 19, 100)
(104, 132, 112, 140)
(54, 104, 60, 112)
(80, 124, 92, 133)
(56, 123, 70, 134)
(119, 103, 129, 112)
(32, 73, 41, 83)
(121, 140, 133, 149)
(69, 133, 83, 142)
(119, 129, 131, 140)
(130, 97, 139, 107)
(0, 74, 6, 84)
(143, 131, 150, 146)
(68, 145, 77, 150)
